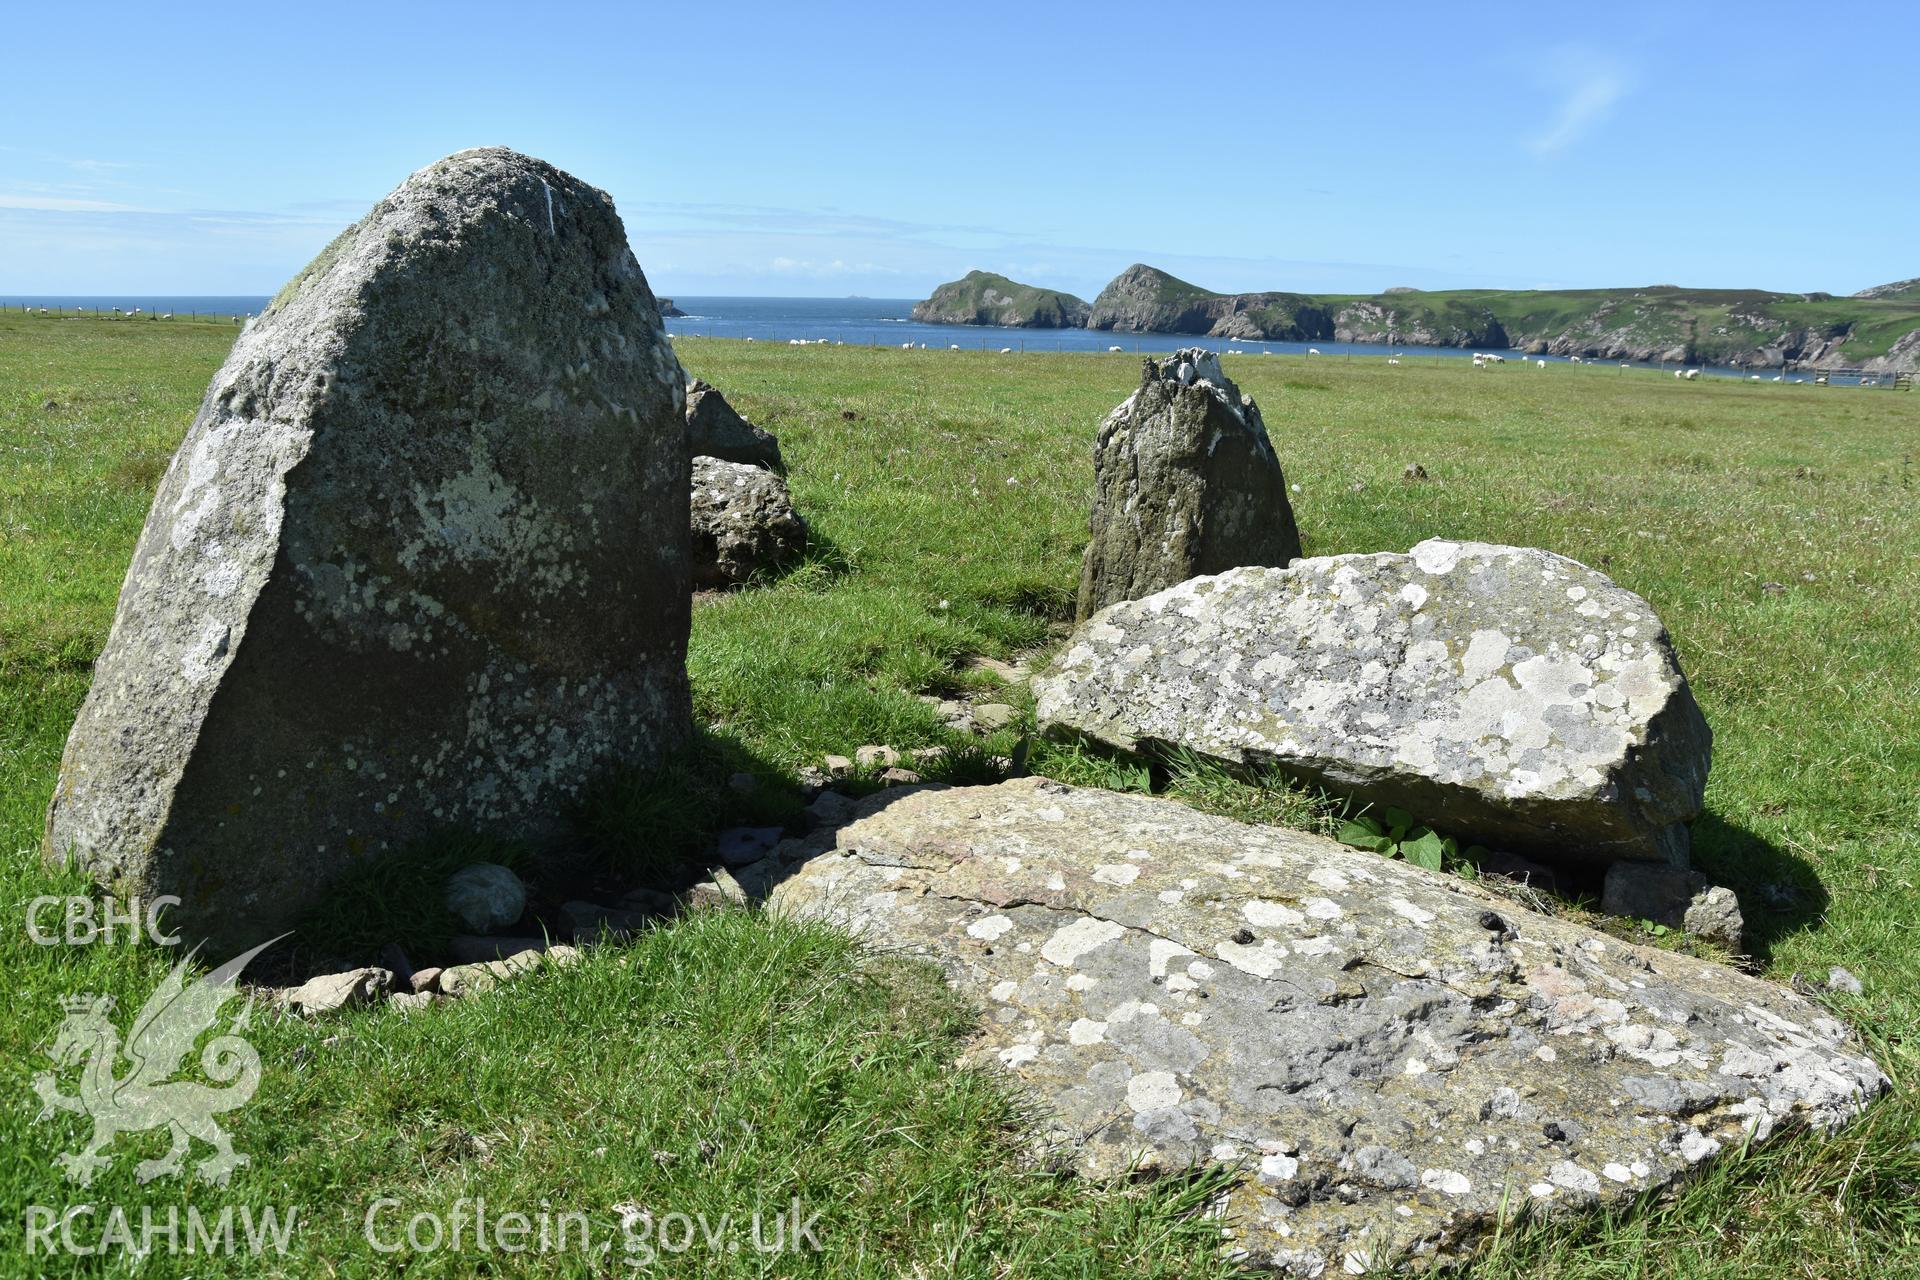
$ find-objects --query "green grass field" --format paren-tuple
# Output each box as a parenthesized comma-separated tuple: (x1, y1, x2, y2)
(2, 315, 1916, 1276)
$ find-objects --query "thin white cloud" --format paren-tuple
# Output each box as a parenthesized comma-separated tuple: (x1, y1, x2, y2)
(0, 193, 154, 213)
(1528, 58, 1628, 156)
(768, 257, 900, 277)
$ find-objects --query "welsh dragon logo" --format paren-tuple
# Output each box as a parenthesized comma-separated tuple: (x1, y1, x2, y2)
(32, 936, 283, 1187)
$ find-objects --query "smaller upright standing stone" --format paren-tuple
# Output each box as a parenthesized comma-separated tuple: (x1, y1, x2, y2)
(685, 379, 783, 472)
(1076, 348, 1301, 622)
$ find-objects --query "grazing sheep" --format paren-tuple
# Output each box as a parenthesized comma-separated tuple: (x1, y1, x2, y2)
(1386, 358, 1401, 366)
(1000, 347, 1012, 354)
(1536, 359, 1547, 369)
(1307, 347, 1321, 355)
(1107, 345, 1123, 353)
(1685, 369, 1699, 380)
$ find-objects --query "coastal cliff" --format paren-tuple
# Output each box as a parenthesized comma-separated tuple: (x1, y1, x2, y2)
(1087, 265, 1332, 341)
(912, 267, 1920, 371)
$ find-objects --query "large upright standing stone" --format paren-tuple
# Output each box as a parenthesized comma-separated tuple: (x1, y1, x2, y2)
(1076, 348, 1301, 622)
(44, 148, 691, 952)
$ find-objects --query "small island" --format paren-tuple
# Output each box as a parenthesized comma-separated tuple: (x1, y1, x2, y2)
(910, 270, 1090, 329)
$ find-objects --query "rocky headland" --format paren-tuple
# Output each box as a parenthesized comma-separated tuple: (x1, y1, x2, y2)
(912, 265, 1920, 372)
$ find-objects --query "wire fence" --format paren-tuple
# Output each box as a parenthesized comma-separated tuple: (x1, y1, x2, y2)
(2, 303, 252, 324)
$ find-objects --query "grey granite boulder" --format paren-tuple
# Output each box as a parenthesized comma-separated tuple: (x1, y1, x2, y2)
(690, 456, 807, 589)
(1076, 348, 1301, 622)
(685, 378, 782, 471)
(42, 148, 691, 953)
(769, 779, 1884, 1274)
(1037, 540, 1711, 867)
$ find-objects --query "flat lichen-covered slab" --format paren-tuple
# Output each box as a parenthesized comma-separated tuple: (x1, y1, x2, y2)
(1038, 540, 1711, 866)
(770, 779, 1884, 1275)
(43, 148, 690, 953)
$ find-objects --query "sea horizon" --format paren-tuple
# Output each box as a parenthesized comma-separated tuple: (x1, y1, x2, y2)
(1, 294, 1891, 384)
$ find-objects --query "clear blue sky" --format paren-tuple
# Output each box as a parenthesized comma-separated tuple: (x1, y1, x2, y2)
(4, 1, 1913, 300)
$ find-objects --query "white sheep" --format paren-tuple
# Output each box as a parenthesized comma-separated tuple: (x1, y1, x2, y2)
(1386, 357, 1401, 366)
(1307, 347, 1321, 356)
(1537, 359, 1547, 369)
(1000, 347, 1012, 354)
(1108, 345, 1123, 353)
(1685, 369, 1699, 380)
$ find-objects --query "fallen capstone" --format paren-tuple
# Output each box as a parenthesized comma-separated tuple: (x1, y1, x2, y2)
(769, 779, 1884, 1275)
(1037, 539, 1711, 867)
(42, 148, 691, 953)
(690, 456, 808, 589)
(1076, 348, 1301, 623)
(686, 378, 783, 471)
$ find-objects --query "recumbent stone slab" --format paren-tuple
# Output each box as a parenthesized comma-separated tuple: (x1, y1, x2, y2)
(769, 779, 1883, 1275)
(1037, 540, 1711, 867)
(44, 148, 690, 953)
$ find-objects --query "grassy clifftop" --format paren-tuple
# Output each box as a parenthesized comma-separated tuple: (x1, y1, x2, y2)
(910, 270, 1090, 329)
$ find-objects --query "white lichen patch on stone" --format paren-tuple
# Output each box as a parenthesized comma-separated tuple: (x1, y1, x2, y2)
(967, 914, 1014, 941)
(1127, 1071, 1184, 1112)
(1040, 917, 1127, 968)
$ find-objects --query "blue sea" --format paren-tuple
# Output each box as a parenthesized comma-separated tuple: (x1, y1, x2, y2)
(2, 294, 1892, 386)
(662, 298, 1889, 385)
